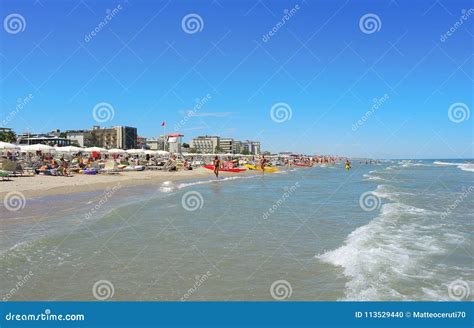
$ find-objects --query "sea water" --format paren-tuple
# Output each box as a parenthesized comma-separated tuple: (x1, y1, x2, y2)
(1, 160, 472, 301)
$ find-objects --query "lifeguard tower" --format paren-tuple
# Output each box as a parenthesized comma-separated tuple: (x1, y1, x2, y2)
(167, 133, 183, 154)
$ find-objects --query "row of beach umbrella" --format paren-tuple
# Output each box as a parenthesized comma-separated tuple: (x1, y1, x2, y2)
(0, 142, 169, 155)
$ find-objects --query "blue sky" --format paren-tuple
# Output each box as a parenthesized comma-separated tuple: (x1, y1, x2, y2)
(0, 0, 472, 158)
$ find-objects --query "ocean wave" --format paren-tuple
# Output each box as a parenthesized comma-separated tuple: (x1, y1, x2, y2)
(177, 175, 258, 190)
(433, 161, 474, 173)
(362, 173, 383, 181)
(458, 164, 474, 173)
(317, 186, 453, 301)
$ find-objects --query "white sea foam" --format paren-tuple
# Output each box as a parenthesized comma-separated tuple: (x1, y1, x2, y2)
(317, 186, 453, 301)
(458, 164, 474, 172)
(433, 161, 474, 173)
(363, 173, 383, 181)
(177, 175, 258, 190)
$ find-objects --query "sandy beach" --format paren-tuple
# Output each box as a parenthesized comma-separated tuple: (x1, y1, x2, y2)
(0, 168, 258, 199)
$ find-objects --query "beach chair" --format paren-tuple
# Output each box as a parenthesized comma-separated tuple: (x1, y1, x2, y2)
(101, 161, 120, 174)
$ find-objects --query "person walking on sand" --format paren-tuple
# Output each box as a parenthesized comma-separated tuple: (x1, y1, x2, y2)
(213, 156, 220, 178)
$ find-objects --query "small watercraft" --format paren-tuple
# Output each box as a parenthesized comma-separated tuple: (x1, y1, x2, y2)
(244, 164, 279, 173)
(202, 165, 247, 173)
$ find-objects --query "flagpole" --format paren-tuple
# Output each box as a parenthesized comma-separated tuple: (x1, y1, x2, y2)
(162, 122, 166, 151)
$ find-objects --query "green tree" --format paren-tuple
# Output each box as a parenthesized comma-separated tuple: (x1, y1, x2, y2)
(0, 130, 17, 143)
(214, 146, 224, 153)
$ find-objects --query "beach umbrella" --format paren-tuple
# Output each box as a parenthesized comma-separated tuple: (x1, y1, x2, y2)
(0, 142, 20, 150)
(108, 148, 126, 154)
(83, 147, 107, 153)
(126, 149, 144, 154)
(54, 146, 83, 153)
(20, 144, 55, 152)
(155, 150, 169, 155)
(143, 150, 156, 155)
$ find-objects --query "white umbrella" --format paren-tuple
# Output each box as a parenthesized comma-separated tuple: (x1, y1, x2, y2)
(108, 148, 126, 154)
(155, 150, 169, 155)
(54, 146, 83, 153)
(0, 142, 20, 150)
(126, 149, 144, 154)
(84, 147, 107, 153)
(143, 150, 156, 155)
(20, 144, 55, 152)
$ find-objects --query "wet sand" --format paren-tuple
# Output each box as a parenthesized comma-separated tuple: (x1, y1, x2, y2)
(0, 168, 258, 198)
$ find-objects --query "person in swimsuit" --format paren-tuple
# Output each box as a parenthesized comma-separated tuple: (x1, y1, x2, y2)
(260, 155, 267, 174)
(213, 156, 220, 178)
(345, 159, 351, 170)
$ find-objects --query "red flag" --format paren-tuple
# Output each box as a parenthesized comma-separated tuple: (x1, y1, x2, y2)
(161, 121, 166, 127)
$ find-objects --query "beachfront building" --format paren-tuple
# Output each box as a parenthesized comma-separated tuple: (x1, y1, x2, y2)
(167, 133, 183, 154)
(18, 130, 72, 146)
(190, 135, 220, 154)
(220, 138, 234, 154)
(241, 140, 261, 155)
(251, 141, 261, 155)
(90, 125, 137, 149)
(66, 130, 94, 147)
(137, 136, 147, 149)
(147, 136, 166, 151)
(232, 140, 242, 154)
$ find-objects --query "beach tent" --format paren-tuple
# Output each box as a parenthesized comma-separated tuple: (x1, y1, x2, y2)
(20, 144, 55, 152)
(0, 142, 20, 150)
(54, 146, 83, 153)
(108, 148, 126, 154)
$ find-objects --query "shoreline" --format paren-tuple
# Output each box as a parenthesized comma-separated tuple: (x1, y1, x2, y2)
(0, 168, 260, 199)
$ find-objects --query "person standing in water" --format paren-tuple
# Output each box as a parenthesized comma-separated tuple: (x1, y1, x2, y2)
(345, 159, 351, 170)
(259, 155, 267, 174)
(213, 156, 220, 178)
